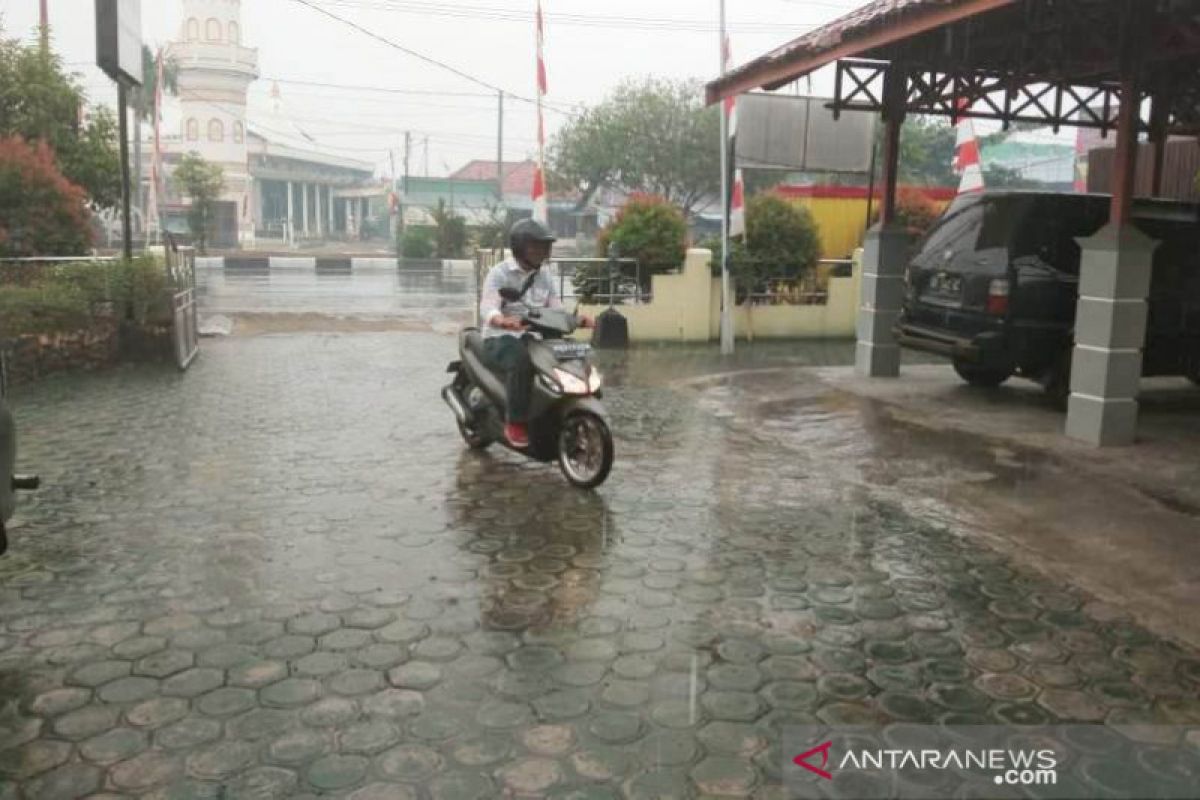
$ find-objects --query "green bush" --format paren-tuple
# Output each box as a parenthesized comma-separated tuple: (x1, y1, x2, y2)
(398, 227, 436, 259)
(704, 193, 822, 300)
(596, 195, 687, 275)
(0, 256, 170, 337)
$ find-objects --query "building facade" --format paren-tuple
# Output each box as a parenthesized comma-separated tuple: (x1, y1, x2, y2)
(155, 0, 379, 249)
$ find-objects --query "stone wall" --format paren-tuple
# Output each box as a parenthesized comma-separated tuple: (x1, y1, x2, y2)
(1, 321, 174, 387)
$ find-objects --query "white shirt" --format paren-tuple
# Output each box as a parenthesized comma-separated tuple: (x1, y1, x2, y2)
(479, 259, 562, 338)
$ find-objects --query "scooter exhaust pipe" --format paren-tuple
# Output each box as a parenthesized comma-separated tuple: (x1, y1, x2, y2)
(441, 385, 471, 427)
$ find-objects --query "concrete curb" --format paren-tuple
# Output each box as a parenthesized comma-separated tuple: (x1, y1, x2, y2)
(195, 257, 471, 272)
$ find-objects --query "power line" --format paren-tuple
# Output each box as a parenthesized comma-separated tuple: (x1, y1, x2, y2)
(285, 0, 575, 117)
(316, 0, 822, 34)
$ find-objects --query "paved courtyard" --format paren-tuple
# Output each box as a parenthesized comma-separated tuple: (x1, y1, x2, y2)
(1, 286, 1199, 797)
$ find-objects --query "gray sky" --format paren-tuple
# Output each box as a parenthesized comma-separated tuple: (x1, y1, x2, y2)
(1, 0, 868, 176)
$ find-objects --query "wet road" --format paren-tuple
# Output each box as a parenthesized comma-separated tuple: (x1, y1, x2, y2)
(0, 271, 1197, 798)
(197, 264, 478, 317)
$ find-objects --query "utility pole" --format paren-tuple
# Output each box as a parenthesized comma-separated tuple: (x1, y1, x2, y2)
(118, 83, 133, 260)
(496, 90, 505, 201)
(424, 137, 429, 178)
(39, 0, 49, 53)
(403, 131, 411, 193)
(718, 0, 734, 355)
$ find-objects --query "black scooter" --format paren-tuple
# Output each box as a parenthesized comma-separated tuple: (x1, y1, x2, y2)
(442, 289, 614, 489)
(0, 357, 40, 555)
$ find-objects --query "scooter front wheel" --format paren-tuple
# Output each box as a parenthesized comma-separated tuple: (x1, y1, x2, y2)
(557, 411, 613, 489)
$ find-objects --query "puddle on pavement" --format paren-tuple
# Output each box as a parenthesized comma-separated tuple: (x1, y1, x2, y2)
(0, 336, 1197, 797)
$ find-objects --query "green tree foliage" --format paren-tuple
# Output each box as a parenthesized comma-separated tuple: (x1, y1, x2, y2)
(173, 152, 224, 254)
(430, 200, 468, 258)
(705, 194, 822, 300)
(0, 136, 92, 257)
(550, 78, 720, 217)
(399, 226, 436, 259)
(596, 195, 687, 274)
(0, 30, 121, 209)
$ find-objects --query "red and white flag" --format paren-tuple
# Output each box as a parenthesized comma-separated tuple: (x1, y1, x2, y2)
(531, 0, 549, 224)
(954, 98, 985, 195)
(723, 36, 746, 238)
(146, 48, 165, 238)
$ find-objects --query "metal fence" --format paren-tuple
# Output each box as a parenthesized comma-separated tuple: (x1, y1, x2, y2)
(741, 258, 855, 306)
(164, 238, 199, 370)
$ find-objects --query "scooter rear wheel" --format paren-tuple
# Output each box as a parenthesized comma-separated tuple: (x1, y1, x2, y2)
(557, 411, 613, 489)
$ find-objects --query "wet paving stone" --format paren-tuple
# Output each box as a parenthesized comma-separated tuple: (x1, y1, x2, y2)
(306, 753, 369, 791)
(3, 335, 1200, 799)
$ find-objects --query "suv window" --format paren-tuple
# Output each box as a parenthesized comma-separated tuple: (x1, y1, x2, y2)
(1011, 197, 1108, 273)
(920, 204, 985, 258)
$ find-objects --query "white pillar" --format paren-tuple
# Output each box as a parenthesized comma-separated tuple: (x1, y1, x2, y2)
(1065, 224, 1158, 446)
(855, 223, 909, 377)
(302, 183, 310, 236)
(315, 185, 324, 239)
(328, 186, 335, 235)
(286, 180, 295, 247)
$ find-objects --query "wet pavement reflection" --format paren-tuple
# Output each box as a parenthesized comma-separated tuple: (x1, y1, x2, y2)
(0, 330, 1197, 798)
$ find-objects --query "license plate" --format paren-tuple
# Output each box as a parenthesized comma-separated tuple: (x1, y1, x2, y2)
(927, 272, 963, 296)
(550, 342, 591, 360)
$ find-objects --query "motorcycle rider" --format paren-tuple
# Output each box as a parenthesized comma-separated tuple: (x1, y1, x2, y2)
(479, 218, 593, 449)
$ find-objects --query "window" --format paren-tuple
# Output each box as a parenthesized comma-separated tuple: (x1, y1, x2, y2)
(228, 21, 240, 44)
(233, 122, 245, 144)
(186, 118, 199, 141)
(206, 18, 222, 41)
(186, 18, 200, 41)
(208, 119, 225, 142)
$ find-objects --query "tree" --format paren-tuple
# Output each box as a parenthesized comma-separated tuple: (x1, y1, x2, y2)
(173, 153, 224, 254)
(430, 200, 468, 258)
(399, 227, 435, 259)
(550, 78, 720, 217)
(0, 136, 92, 257)
(706, 194, 822, 302)
(588, 195, 686, 299)
(0, 29, 121, 209)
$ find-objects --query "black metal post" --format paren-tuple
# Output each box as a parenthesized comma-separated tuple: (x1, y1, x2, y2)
(118, 82, 133, 260)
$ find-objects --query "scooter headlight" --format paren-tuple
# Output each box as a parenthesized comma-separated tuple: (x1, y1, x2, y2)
(588, 368, 603, 393)
(552, 368, 590, 395)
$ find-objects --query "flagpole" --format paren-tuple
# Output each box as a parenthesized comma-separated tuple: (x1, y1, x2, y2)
(718, 0, 734, 355)
(532, 1, 549, 224)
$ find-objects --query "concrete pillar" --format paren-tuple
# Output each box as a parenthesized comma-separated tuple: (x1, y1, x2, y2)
(315, 185, 324, 239)
(854, 223, 909, 377)
(302, 183, 310, 236)
(327, 186, 335, 235)
(1065, 224, 1158, 446)
(286, 180, 294, 247)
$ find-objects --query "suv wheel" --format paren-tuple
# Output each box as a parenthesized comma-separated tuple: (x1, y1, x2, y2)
(952, 359, 1013, 389)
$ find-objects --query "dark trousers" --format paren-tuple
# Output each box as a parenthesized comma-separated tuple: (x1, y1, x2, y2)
(483, 335, 533, 423)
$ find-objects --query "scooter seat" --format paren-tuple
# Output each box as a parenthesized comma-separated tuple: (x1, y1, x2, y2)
(462, 329, 488, 361)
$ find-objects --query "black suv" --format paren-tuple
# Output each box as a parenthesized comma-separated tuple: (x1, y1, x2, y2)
(896, 191, 1200, 400)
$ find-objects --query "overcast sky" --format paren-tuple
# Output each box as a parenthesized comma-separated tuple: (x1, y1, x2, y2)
(1, 0, 871, 176)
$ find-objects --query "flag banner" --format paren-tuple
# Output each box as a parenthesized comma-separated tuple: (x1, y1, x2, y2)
(533, 0, 549, 223)
(955, 98, 986, 195)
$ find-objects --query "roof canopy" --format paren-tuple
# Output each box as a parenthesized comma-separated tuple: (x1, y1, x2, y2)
(707, 0, 1200, 135)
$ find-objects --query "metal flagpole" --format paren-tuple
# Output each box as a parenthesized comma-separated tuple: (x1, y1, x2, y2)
(718, 0, 734, 355)
(532, 1, 549, 224)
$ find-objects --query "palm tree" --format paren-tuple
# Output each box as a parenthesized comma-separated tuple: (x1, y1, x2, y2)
(131, 45, 179, 235)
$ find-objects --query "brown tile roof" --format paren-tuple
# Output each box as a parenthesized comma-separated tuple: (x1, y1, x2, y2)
(708, 0, 1015, 102)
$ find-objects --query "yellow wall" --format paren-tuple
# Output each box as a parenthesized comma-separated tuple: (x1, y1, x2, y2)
(578, 248, 861, 343)
(792, 196, 872, 260)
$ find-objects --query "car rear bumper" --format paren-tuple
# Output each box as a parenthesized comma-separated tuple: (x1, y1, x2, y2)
(894, 322, 1016, 369)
